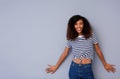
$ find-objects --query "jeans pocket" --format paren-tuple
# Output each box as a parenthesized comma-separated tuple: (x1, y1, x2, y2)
(69, 61, 77, 72)
(83, 64, 93, 75)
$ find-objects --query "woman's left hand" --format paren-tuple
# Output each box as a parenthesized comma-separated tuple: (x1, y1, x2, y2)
(104, 63, 116, 73)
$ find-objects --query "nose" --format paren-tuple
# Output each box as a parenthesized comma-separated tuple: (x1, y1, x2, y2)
(78, 24, 82, 28)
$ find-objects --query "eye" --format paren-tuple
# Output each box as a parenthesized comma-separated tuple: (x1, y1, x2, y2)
(80, 22, 83, 25)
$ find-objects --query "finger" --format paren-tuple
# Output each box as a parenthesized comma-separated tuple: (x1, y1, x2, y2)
(46, 68, 50, 73)
(112, 70, 116, 73)
(111, 65, 115, 67)
(109, 64, 115, 66)
(51, 72, 55, 74)
(108, 67, 116, 73)
(46, 67, 50, 71)
(110, 69, 115, 73)
(46, 69, 52, 73)
(48, 64, 52, 67)
(51, 70, 56, 74)
(107, 69, 110, 72)
(46, 68, 49, 72)
(109, 66, 116, 71)
(111, 68, 116, 73)
(46, 68, 52, 73)
(46, 68, 55, 74)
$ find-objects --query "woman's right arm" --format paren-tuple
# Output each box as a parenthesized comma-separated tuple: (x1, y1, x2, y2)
(46, 47, 70, 74)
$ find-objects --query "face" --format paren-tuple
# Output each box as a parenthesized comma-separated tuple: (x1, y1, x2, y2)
(74, 19, 84, 35)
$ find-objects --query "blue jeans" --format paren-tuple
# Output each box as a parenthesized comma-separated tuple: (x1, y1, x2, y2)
(69, 61, 94, 79)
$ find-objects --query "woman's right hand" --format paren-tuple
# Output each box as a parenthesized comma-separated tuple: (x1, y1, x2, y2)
(46, 64, 58, 74)
(46, 47, 70, 74)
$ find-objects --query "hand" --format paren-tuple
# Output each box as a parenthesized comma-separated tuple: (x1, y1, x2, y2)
(46, 64, 58, 74)
(104, 63, 116, 73)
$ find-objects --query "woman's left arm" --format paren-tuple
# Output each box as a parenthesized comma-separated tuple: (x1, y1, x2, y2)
(94, 43, 116, 73)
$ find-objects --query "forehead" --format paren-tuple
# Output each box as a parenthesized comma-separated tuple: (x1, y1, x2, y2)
(76, 19, 83, 23)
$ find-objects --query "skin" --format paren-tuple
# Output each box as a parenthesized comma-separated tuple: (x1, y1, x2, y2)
(46, 19, 116, 74)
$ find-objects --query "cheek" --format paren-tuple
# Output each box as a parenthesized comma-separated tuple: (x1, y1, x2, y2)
(81, 25, 84, 29)
(74, 25, 77, 29)
(81, 24, 84, 28)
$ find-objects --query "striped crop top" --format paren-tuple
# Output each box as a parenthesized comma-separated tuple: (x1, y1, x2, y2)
(66, 32, 98, 60)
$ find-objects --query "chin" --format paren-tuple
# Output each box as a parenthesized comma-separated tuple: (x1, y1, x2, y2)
(77, 31, 82, 34)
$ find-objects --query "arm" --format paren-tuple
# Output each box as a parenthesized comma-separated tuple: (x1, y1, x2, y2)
(46, 47, 70, 74)
(94, 43, 116, 73)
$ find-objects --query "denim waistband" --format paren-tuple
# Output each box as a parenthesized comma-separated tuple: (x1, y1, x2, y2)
(71, 61, 92, 66)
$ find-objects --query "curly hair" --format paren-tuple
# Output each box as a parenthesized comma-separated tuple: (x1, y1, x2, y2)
(67, 15, 93, 40)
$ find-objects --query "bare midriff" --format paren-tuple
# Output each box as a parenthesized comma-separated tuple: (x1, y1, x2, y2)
(72, 57, 92, 64)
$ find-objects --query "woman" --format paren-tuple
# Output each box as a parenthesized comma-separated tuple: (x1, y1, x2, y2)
(46, 15, 116, 79)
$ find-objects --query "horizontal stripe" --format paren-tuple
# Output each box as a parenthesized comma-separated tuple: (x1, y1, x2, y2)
(66, 32, 98, 60)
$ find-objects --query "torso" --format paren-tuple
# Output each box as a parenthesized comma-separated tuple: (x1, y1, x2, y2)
(66, 33, 98, 64)
(72, 57, 92, 64)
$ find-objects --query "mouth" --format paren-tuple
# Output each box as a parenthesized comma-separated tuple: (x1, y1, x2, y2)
(77, 29, 82, 31)
(76, 28, 82, 33)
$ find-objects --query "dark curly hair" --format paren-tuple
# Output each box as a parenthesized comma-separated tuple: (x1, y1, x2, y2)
(67, 15, 93, 40)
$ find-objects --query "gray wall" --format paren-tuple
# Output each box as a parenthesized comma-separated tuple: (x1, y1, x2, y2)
(0, 0, 120, 79)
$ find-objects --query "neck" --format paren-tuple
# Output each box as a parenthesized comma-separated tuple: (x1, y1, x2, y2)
(78, 33, 83, 36)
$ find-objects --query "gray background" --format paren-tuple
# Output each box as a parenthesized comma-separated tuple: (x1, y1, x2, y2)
(0, 0, 120, 79)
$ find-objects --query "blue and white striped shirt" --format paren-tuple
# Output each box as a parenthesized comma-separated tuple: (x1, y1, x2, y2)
(66, 32, 98, 60)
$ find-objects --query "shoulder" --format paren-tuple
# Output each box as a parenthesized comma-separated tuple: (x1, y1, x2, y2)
(91, 32, 99, 44)
(91, 32, 98, 38)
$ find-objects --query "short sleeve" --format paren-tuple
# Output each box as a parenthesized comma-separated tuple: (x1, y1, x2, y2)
(92, 32, 99, 44)
(65, 40, 72, 48)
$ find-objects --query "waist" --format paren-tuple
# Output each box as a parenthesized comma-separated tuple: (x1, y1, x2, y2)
(72, 57, 92, 64)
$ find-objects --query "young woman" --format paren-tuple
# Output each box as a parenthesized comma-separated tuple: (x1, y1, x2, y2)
(46, 15, 116, 79)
